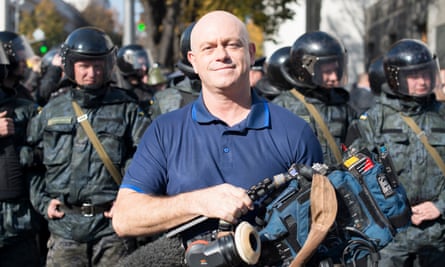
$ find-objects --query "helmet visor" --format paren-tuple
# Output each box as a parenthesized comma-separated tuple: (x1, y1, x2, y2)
(0, 45, 9, 65)
(306, 54, 348, 88)
(123, 50, 150, 73)
(11, 35, 35, 62)
(395, 60, 440, 97)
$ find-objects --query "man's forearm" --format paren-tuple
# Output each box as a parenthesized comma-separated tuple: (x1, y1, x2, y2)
(112, 188, 199, 237)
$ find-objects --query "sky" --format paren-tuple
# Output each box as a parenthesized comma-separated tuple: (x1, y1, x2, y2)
(110, 0, 143, 24)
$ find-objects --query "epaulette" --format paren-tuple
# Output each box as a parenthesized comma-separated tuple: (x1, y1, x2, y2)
(36, 104, 43, 114)
(359, 112, 368, 120)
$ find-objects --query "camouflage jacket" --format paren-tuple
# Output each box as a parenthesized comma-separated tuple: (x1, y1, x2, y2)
(151, 78, 201, 120)
(272, 87, 356, 165)
(345, 92, 445, 246)
(0, 87, 40, 246)
(27, 85, 147, 242)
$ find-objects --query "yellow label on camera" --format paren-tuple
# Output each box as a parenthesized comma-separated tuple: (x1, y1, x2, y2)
(344, 156, 359, 168)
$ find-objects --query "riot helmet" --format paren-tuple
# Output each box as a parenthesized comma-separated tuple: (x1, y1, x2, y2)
(0, 31, 35, 72)
(147, 64, 167, 86)
(0, 42, 8, 65)
(0, 44, 9, 80)
(40, 47, 60, 75)
(266, 46, 293, 91)
(60, 26, 116, 85)
(383, 39, 439, 98)
(117, 44, 150, 78)
(282, 31, 347, 89)
(367, 56, 385, 95)
(176, 22, 199, 80)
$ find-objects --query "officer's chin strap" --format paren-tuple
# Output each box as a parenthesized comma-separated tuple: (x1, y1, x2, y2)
(289, 173, 338, 267)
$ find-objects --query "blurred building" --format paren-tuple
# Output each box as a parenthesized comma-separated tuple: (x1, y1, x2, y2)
(365, 1, 428, 66)
(365, 0, 445, 67)
(426, 0, 445, 66)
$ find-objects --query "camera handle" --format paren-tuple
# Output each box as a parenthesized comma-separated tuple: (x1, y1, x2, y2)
(166, 164, 303, 239)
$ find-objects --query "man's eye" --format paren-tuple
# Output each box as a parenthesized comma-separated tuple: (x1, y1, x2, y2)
(228, 42, 242, 48)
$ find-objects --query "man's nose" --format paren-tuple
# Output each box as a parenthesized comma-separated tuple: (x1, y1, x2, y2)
(215, 46, 229, 60)
(328, 71, 338, 81)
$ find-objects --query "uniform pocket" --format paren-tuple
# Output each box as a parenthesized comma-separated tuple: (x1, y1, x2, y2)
(43, 123, 74, 165)
(93, 119, 126, 165)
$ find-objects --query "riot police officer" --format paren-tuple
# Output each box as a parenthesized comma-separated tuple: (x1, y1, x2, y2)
(0, 40, 41, 266)
(151, 22, 201, 119)
(272, 31, 356, 165)
(348, 72, 374, 115)
(0, 31, 35, 101)
(35, 47, 64, 106)
(27, 27, 149, 266)
(254, 46, 293, 101)
(367, 56, 386, 96)
(116, 44, 156, 119)
(345, 39, 445, 267)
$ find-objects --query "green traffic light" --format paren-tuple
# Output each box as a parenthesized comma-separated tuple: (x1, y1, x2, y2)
(40, 45, 48, 54)
(137, 22, 146, 32)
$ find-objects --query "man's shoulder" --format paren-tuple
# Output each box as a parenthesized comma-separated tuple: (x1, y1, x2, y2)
(105, 86, 139, 104)
(152, 102, 192, 122)
(268, 101, 310, 126)
(271, 90, 302, 106)
(155, 87, 182, 98)
(2, 96, 35, 107)
(43, 90, 70, 108)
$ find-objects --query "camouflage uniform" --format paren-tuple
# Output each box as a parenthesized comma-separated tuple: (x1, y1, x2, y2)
(151, 77, 201, 119)
(345, 89, 445, 266)
(27, 85, 147, 266)
(116, 74, 156, 122)
(0, 87, 41, 266)
(272, 87, 356, 166)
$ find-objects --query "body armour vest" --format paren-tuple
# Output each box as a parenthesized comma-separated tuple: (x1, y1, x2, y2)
(0, 99, 26, 200)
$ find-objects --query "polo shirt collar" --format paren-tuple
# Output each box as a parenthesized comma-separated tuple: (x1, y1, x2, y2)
(192, 90, 270, 129)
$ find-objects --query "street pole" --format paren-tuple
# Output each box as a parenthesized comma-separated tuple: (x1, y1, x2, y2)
(123, 0, 135, 45)
(0, 0, 10, 31)
(14, 0, 20, 32)
(306, 0, 321, 32)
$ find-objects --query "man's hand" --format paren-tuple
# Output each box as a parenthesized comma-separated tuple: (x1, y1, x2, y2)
(104, 202, 115, 218)
(411, 201, 441, 225)
(52, 54, 62, 67)
(47, 199, 65, 219)
(195, 183, 253, 224)
(0, 110, 14, 137)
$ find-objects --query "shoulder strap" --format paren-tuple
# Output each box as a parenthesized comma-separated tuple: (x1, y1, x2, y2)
(290, 89, 343, 164)
(289, 173, 338, 267)
(400, 113, 445, 177)
(71, 101, 122, 185)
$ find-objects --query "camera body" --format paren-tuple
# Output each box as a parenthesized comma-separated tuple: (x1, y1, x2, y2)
(185, 222, 260, 267)
(183, 165, 303, 267)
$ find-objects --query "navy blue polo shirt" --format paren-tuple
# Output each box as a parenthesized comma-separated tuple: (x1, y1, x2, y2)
(121, 91, 323, 195)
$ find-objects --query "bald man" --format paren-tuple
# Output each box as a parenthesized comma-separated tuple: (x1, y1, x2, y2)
(112, 10, 322, 265)
(434, 69, 445, 102)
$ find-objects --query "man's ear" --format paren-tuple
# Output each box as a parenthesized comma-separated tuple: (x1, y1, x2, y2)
(249, 43, 256, 66)
(188, 51, 198, 74)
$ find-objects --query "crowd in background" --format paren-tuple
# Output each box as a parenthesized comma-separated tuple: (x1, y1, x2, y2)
(1, 8, 445, 267)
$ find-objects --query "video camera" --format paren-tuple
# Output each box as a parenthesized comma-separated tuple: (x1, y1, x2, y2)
(166, 163, 313, 267)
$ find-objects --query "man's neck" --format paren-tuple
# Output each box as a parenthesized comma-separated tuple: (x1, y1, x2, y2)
(202, 87, 252, 127)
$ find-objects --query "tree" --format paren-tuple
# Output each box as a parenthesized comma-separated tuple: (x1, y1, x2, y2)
(19, 0, 67, 53)
(81, 2, 122, 46)
(138, 0, 299, 70)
